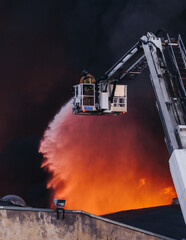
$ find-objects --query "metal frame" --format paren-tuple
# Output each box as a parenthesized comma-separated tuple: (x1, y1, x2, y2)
(166, 34, 186, 95)
(72, 33, 186, 224)
(178, 34, 186, 69)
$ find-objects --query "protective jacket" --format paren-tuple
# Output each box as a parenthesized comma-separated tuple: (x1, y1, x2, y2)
(80, 73, 96, 84)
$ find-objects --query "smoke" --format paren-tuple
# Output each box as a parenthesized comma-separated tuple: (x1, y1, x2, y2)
(0, 0, 185, 207)
(105, 0, 186, 57)
(40, 73, 176, 214)
(60, 0, 186, 72)
(0, 136, 50, 207)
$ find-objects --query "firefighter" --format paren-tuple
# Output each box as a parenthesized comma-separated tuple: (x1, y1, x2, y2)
(80, 69, 96, 84)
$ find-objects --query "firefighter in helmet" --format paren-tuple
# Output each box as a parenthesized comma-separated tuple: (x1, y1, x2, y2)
(80, 69, 96, 84)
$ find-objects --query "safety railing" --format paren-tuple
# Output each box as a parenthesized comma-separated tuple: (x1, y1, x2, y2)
(167, 34, 185, 94)
(113, 97, 126, 108)
(178, 34, 186, 69)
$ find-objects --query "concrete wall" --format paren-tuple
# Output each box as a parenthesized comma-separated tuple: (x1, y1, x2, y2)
(0, 207, 174, 240)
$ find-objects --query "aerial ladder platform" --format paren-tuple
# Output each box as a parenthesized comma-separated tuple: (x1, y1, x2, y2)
(72, 32, 186, 224)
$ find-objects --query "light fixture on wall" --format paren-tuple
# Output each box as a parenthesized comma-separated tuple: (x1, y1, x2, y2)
(54, 199, 66, 220)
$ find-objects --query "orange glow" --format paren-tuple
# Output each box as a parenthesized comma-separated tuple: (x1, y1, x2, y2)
(138, 178, 146, 188)
(40, 100, 176, 215)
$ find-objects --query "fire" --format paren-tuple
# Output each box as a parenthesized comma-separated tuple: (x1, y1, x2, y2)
(39, 100, 176, 215)
(138, 178, 146, 188)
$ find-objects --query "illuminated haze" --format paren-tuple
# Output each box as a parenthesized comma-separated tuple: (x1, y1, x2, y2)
(40, 94, 176, 214)
(0, 0, 185, 208)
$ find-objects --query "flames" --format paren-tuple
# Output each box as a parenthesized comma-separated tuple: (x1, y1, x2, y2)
(39, 99, 176, 215)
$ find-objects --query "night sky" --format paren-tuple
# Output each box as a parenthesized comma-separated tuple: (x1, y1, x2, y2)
(0, 0, 185, 208)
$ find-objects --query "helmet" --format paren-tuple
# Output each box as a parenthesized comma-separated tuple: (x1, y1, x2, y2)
(82, 69, 89, 76)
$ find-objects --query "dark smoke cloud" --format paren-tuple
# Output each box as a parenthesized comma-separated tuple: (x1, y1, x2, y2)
(60, 0, 186, 72)
(0, 0, 185, 207)
(105, 0, 186, 57)
(0, 136, 50, 207)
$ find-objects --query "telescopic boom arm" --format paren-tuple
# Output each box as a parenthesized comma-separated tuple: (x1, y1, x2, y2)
(72, 32, 186, 224)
